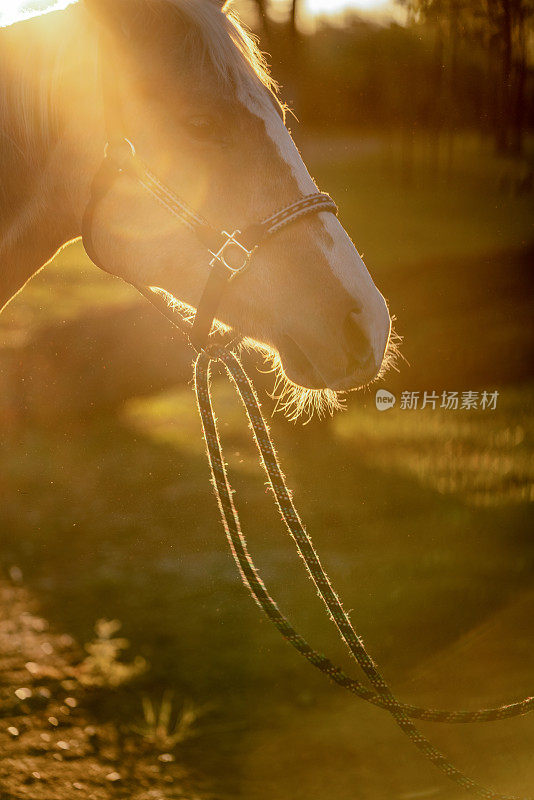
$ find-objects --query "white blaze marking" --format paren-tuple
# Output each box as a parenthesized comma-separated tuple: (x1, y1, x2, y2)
(240, 91, 368, 295)
(241, 92, 316, 195)
(241, 89, 390, 365)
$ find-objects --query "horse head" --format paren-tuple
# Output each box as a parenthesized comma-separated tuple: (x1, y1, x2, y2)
(73, 0, 392, 401)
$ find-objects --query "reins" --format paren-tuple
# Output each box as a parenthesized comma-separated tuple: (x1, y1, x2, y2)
(80, 57, 532, 793)
(194, 344, 533, 800)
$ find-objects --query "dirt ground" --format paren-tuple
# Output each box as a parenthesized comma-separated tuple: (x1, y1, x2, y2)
(1, 580, 533, 800)
(0, 578, 210, 800)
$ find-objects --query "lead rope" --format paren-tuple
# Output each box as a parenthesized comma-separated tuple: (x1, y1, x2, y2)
(134, 289, 532, 790)
(188, 342, 532, 800)
(140, 288, 533, 730)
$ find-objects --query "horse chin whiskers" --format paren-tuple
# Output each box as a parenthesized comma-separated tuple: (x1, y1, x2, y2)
(271, 379, 346, 425)
(374, 318, 403, 383)
(144, 291, 401, 424)
(241, 339, 345, 424)
(244, 319, 403, 423)
(149, 286, 232, 337)
(149, 286, 196, 322)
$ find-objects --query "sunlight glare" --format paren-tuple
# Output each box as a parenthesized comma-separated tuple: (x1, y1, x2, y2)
(0, 0, 77, 27)
(305, 0, 388, 13)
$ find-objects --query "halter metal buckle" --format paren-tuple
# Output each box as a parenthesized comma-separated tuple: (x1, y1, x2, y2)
(209, 230, 253, 279)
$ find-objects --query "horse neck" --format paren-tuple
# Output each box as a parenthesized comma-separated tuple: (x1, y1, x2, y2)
(0, 6, 101, 314)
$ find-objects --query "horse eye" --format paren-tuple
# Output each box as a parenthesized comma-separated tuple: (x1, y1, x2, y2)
(185, 116, 217, 142)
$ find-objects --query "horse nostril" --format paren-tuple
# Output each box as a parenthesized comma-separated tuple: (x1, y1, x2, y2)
(344, 310, 374, 372)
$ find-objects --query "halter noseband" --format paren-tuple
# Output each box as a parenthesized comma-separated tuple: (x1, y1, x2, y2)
(81, 129, 338, 352)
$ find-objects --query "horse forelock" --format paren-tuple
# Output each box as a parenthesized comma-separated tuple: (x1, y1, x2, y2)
(173, 1, 274, 90)
(121, 0, 283, 116)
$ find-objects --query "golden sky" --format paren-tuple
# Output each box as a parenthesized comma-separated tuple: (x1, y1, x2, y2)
(305, 0, 391, 13)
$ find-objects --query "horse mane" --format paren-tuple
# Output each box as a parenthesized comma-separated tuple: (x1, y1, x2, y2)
(0, 0, 280, 228)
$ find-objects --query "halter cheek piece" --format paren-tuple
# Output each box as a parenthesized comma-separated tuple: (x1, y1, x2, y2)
(81, 136, 338, 352)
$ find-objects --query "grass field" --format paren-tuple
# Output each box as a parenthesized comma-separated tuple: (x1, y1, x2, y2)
(1, 134, 533, 799)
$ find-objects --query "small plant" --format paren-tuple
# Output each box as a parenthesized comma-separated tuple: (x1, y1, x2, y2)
(135, 690, 205, 748)
(79, 618, 147, 688)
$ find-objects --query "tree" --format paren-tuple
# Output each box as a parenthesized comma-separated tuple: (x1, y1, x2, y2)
(251, 0, 271, 38)
(399, 0, 534, 154)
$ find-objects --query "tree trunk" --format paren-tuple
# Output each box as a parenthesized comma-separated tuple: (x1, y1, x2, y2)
(429, 19, 445, 180)
(254, 0, 271, 40)
(445, 7, 459, 181)
(285, 0, 303, 113)
(510, 8, 527, 155)
(496, 0, 513, 153)
(289, 0, 301, 40)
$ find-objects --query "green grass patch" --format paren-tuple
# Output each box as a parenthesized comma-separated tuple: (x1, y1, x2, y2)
(334, 383, 534, 507)
(305, 133, 533, 274)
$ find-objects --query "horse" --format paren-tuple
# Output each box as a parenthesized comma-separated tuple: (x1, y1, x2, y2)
(0, 0, 392, 411)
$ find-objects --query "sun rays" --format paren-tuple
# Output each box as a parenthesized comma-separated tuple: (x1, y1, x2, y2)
(0, 1, 77, 28)
(249, 342, 346, 423)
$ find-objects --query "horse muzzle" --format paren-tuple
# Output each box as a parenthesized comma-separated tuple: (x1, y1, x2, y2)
(278, 307, 391, 392)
